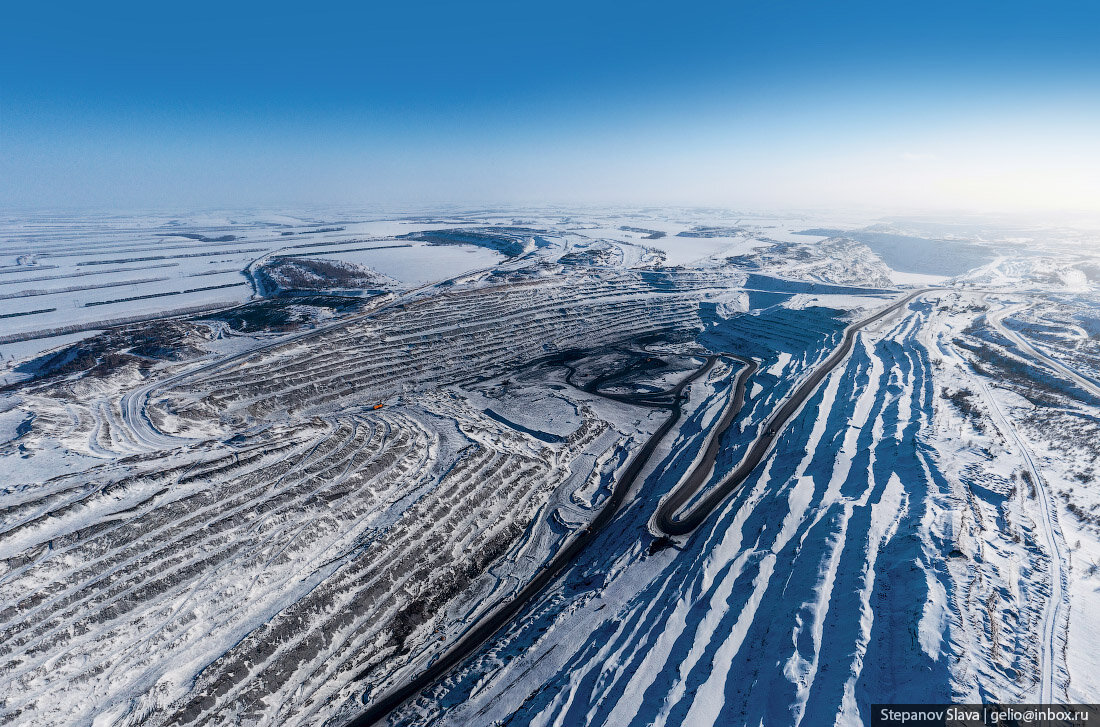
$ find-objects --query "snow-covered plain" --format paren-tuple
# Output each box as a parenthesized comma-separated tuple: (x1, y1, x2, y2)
(2, 208, 1100, 727)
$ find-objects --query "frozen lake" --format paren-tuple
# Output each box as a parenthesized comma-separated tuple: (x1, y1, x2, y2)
(315, 243, 504, 285)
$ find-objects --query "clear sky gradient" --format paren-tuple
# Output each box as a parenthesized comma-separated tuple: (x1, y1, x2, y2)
(3, 0, 1099, 213)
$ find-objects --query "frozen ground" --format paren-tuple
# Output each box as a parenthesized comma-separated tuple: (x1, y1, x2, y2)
(1, 208, 1099, 727)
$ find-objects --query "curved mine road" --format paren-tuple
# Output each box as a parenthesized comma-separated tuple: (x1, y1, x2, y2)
(347, 287, 930, 727)
(986, 298, 1100, 401)
(651, 353, 757, 534)
(655, 288, 930, 535)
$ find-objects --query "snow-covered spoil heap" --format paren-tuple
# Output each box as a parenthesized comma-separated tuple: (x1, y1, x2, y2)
(256, 256, 394, 294)
(154, 268, 738, 435)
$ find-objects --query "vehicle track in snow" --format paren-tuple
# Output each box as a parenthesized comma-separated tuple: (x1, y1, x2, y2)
(980, 295, 1070, 702)
(970, 373, 1066, 702)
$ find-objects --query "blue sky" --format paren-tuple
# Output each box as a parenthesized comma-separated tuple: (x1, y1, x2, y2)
(3, 0, 1099, 212)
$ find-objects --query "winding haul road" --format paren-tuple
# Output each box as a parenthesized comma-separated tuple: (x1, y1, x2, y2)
(655, 287, 929, 534)
(986, 298, 1100, 401)
(348, 287, 930, 726)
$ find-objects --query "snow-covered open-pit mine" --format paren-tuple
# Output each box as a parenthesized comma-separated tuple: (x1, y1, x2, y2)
(2, 211, 1100, 727)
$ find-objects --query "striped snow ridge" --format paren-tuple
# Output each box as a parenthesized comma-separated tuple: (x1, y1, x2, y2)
(0, 389, 629, 726)
(0, 414, 441, 725)
(148, 399, 619, 726)
(396, 297, 975, 727)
